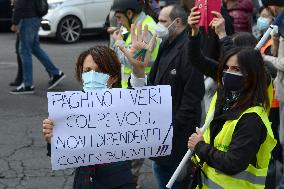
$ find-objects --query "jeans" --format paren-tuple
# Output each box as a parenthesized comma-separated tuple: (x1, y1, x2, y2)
(152, 161, 179, 189)
(19, 17, 59, 87)
(266, 158, 276, 189)
(15, 33, 23, 82)
(278, 102, 284, 189)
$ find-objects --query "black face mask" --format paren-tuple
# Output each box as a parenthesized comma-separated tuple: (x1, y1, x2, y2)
(222, 71, 244, 91)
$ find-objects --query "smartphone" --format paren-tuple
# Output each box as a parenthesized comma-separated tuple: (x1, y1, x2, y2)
(195, 0, 206, 28)
(195, 0, 221, 32)
(207, 0, 221, 26)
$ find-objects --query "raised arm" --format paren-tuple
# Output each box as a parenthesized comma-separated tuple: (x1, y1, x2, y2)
(188, 7, 219, 80)
(112, 24, 156, 68)
(118, 23, 157, 78)
(263, 37, 284, 71)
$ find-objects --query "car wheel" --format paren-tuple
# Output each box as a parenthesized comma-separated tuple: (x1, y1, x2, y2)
(56, 16, 82, 43)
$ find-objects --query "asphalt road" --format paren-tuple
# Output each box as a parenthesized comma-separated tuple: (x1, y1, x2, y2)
(0, 33, 156, 189)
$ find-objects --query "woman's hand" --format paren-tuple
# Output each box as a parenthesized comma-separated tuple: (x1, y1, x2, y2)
(188, 127, 204, 151)
(209, 11, 227, 39)
(118, 23, 157, 78)
(188, 7, 201, 36)
(42, 119, 54, 144)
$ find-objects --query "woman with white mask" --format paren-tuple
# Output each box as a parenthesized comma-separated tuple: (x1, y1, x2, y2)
(42, 46, 136, 189)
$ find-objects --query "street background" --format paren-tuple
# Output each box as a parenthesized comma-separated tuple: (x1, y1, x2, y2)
(0, 32, 156, 189)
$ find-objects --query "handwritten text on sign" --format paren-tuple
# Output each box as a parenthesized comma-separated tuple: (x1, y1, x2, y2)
(47, 86, 172, 170)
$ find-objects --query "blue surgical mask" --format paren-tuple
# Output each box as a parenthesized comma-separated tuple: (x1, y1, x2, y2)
(222, 71, 244, 91)
(257, 17, 271, 32)
(82, 70, 110, 91)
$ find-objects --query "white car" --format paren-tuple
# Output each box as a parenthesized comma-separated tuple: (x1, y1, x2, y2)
(39, 0, 113, 43)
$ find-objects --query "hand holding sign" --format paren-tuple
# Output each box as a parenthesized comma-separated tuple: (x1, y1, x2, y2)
(43, 119, 54, 143)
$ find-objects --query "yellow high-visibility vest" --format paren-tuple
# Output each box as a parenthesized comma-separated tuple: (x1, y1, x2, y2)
(195, 93, 276, 189)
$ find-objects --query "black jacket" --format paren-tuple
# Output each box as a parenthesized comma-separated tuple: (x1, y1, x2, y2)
(12, 0, 38, 25)
(188, 34, 268, 175)
(195, 90, 267, 175)
(149, 30, 205, 166)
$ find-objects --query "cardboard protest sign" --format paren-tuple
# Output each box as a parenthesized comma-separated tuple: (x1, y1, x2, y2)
(195, 0, 221, 33)
(47, 86, 173, 170)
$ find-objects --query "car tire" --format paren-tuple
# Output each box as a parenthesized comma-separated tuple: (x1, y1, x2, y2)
(56, 16, 82, 43)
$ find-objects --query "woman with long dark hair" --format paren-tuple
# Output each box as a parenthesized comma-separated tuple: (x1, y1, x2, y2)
(185, 7, 276, 188)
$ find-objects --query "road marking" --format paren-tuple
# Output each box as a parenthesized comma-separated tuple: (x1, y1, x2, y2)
(0, 62, 17, 65)
(0, 62, 17, 69)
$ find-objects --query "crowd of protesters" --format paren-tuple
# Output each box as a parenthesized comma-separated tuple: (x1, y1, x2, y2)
(38, 0, 284, 188)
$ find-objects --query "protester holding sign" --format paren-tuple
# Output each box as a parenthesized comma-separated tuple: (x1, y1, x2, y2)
(184, 7, 276, 188)
(42, 46, 136, 189)
(119, 5, 205, 189)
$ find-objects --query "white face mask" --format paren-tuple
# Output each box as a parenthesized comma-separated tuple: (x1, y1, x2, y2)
(155, 22, 169, 38)
(155, 18, 177, 39)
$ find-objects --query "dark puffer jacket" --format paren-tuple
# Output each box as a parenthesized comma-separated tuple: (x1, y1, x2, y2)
(227, 0, 253, 32)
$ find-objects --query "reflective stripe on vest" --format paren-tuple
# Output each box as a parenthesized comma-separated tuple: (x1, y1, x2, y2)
(197, 92, 276, 189)
(203, 176, 224, 189)
(121, 15, 159, 88)
(202, 165, 267, 189)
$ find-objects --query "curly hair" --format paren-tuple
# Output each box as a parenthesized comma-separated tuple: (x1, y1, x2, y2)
(75, 46, 122, 88)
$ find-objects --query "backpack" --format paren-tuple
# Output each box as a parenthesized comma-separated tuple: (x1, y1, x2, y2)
(34, 0, 48, 17)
